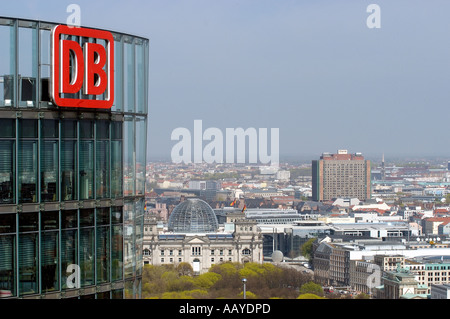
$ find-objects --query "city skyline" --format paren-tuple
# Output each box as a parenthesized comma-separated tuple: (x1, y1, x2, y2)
(3, 0, 450, 160)
(2, 2, 450, 304)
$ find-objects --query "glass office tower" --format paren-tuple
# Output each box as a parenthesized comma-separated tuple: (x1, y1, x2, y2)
(0, 17, 148, 299)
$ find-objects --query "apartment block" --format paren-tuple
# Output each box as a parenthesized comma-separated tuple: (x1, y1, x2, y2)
(312, 150, 371, 201)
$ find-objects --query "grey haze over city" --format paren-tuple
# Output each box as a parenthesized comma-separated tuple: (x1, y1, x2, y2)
(5, 0, 450, 161)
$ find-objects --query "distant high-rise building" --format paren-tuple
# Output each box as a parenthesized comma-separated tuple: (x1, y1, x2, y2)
(312, 150, 371, 202)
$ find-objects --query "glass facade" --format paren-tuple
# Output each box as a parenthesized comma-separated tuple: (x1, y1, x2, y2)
(0, 18, 148, 299)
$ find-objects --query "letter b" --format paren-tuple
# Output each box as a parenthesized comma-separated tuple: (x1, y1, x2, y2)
(84, 42, 108, 95)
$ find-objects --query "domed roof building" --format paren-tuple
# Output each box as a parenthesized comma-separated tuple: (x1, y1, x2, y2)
(167, 199, 219, 233)
(143, 199, 263, 274)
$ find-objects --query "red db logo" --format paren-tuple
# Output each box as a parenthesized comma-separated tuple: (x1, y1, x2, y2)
(51, 25, 114, 109)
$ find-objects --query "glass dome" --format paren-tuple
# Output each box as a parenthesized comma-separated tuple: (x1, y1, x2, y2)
(168, 198, 219, 233)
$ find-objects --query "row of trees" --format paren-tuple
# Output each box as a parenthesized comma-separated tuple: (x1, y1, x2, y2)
(142, 262, 317, 299)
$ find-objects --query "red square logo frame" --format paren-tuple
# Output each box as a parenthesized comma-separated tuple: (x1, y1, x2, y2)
(51, 25, 114, 109)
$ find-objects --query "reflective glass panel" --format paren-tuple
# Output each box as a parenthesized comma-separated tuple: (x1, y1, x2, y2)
(0, 140, 15, 204)
(80, 228, 94, 287)
(0, 235, 15, 297)
(96, 140, 109, 199)
(41, 140, 58, 202)
(19, 233, 38, 295)
(79, 140, 94, 200)
(61, 210, 77, 229)
(61, 229, 77, 290)
(96, 226, 110, 284)
(0, 19, 16, 107)
(41, 231, 58, 292)
(61, 140, 77, 201)
(18, 140, 37, 203)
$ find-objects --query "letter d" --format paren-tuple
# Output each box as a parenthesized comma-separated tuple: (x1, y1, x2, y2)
(61, 40, 84, 94)
(263, 304, 270, 313)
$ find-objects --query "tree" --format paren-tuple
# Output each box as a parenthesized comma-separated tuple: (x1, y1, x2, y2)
(301, 238, 316, 260)
(142, 263, 320, 299)
(194, 272, 222, 290)
(446, 194, 450, 205)
(238, 290, 257, 299)
(298, 281, 324, 297)
(297, 293, 326, 299)
(177, 262, 194, 276)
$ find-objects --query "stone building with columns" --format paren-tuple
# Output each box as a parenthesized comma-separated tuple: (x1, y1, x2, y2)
(143, 199, 263, 274)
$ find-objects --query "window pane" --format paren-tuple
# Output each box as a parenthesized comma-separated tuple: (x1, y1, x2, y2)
(96, 208, 110, 226)
(41, 211, 58, 231)
(123, 117, 134, 196)
(19, 119, 38, 138)
(97, 291, 110, 299)
(61, 210, 77, 229)
(18, 140, 37, 203)
(96, 140, 109, 199)
(135, 41, 146, 114)
(111, 206, 123, 224)
(61, 120, 77, 139)
(0, 20, 16, 107)
(96, 120, 109, 140)
(0, 235, 15, 297)
(124, 40, 135, 112)
(19, 212, 38, 232)
(0, 214, 15, 234)
(0, 119, 15, 138)
(112, 37, 123, 112)
(111, 225, 123, 281)
(41, 140, 58, 202)
(111, 289, 123, 299)
(135, 200, 144, 277)
(80, 209, 94, 227)
(80, 140, 94, 200)
(111, 140, 122, 198)
(39, 29, 51, 105)
(18, 23, 38, 108)
(80, 228, 94, 287)
(61, 140, 77, 201)
(41, 119, 58, 138)
(123, 201, 134, 278)
(135, 117, 146, 195)
(41, 231, 58, 292)
(111, 121, 122, 140)
(96, 226, 110, 284)
(80, 120, 94, 139)
(61, 229, 77, 290)
(0, 140, 15, 204)
(19, 233, 38, 295)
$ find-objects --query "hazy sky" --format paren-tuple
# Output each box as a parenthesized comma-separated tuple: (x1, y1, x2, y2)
(4, 0, 450, 161)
